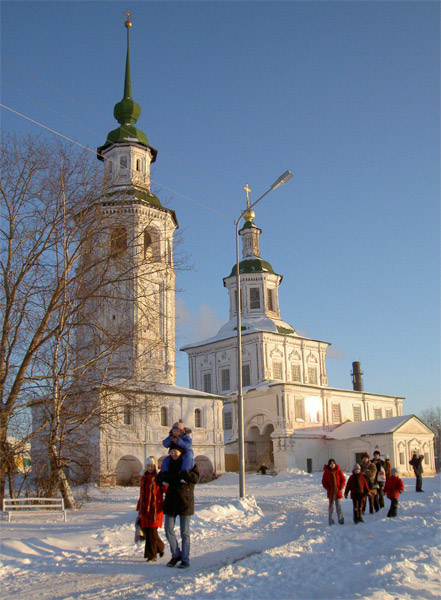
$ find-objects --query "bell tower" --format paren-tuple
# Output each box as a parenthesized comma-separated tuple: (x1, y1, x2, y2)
(78, 13, 178, 384)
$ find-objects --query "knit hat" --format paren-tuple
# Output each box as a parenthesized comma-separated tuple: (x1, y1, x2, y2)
(169, 443, 183, 453)
(145, 456, 157, 468)
(361, 452, 370, 460)
(353, 463, 361, 471)
(391, 467, 398, 474)
(172, 419, 184, 431)
(385, 455, 390, 460)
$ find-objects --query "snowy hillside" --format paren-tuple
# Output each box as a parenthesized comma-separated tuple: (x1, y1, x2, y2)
(1, 470, 440, 600)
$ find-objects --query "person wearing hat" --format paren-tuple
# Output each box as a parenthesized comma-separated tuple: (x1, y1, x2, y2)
(161, 419, 195, 474)
(156, 444, 200, 569)
(136, 457, 166, 562)
(409, 452, 425, 492)
(372, 451, 386, 509)
(321, 458, 346, 525)
(344, 464, 370, 523)
(360, 452, 380, 514)
(383, 468, 404, 517)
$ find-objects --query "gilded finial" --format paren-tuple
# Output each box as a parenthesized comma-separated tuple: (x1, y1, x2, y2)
(124, 9, 133, 28)
(243, 183, 255, 222)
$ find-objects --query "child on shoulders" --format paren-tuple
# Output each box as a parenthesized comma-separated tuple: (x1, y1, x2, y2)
(161, 419, 195, 473)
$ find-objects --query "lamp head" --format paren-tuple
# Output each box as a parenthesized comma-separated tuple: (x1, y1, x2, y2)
(270, 170, 293, 190)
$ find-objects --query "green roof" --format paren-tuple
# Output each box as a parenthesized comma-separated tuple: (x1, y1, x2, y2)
(228, 257, 276, 277)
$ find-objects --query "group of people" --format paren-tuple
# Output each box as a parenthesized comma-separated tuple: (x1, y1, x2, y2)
(137, 424, 426, 567)
(322, 451, 405, 524)
(136, 419, 199, 569)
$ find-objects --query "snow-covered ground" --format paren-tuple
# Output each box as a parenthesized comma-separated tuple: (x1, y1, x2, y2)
(1, 470, 440, 600)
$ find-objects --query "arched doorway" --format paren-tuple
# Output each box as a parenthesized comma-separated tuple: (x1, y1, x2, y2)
(115, 455, 142, 486)
(194, 455, 214, 482)
(246, 423, 274, 470)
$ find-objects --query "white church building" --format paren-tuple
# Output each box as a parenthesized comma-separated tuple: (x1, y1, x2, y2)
(31, 18, 225, 485)
(182, 209, 436, 476)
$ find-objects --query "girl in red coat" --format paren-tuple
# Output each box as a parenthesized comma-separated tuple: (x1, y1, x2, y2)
(344, 463, 370, 523)
(322, 459, 346, 525)
(137, 457, 166, 562)
(383, 467, 404, 518)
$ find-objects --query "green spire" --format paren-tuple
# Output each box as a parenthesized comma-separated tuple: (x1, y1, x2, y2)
(97, 16, 157, 161)
(113, 26, 141, 126)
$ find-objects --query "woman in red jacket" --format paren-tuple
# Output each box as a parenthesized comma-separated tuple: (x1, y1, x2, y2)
(137, 457, 166, 562)
(383, 467, 405, 518)
(322, 459, 346, 525)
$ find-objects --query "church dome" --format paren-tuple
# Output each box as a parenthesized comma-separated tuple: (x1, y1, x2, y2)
(228, 257, 277, 277)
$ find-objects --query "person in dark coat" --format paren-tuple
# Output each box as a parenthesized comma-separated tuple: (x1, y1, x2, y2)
(136, 457, 165, 562)
(409, 452, 424, 492)
(384, 456, 392, 479)
(372, 451, 386, 509)
(344, 463, 370, 523)
(384, 467, 405, 517)
(322, 458, 345, 525)
(257, 462, 268, 475)
(360, 453, 380, 514)
(156, 444, 200, 569)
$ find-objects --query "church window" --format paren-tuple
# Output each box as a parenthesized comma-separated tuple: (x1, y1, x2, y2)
(331, 404, 341, 424)
(144, 231, 152, 258)
(385, 409, 393, 418)
(107, 158, 112, 172)
(373, 408, 382, 419)
(221, 369, 230, 391)
(123, 404, 133, 426)
(160, 406, 168, 427)
(242, 363, 250, 387)
(110, 227, 127, 256)
(272, 361, 283, 380)
(295, 398, 305, 420)
(195, 408, 202, 428)
(120, 156, 127, 169)
(223, 411, 233, 430)
(136, 158, 141, 172)
(267, 289, 274, 312)
(203, 372, 212, 393)
(250, 288, 260, 309)
(424, 453, 429, 465)
(353, 405, 362, 421)
(308, 367, 318, 385)
(399, 452, 405, 465)
(291, 363, 301, 382)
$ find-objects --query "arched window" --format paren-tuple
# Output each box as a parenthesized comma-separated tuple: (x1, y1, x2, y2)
(195, 408, 202, 428)
(136, 158, 141, 172)
(144, 228, 160, 261)
(161, 406, 168, 427)
(110, 227, 127, 256)
(123, 404, 133, 426)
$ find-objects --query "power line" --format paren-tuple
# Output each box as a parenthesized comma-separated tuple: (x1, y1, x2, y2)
(0, 103, 233, 222)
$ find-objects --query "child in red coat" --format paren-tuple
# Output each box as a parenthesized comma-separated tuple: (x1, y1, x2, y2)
(137, 457, 166, 561)
(322, 458, 346, 525)
(383, 467, 404, 518)
(344, 463, 370, 523)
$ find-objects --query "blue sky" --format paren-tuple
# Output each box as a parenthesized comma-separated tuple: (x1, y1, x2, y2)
(1, 1, 439, 414)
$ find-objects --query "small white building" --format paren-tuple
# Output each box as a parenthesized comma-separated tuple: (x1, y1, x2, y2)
(182, 210, 436, 475)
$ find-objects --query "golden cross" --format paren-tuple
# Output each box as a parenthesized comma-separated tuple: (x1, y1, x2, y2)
(123, 9, 133, 22)
(244, 183, 251, 208)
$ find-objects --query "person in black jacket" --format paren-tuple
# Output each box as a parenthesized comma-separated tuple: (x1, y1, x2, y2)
(409, 452, 424, 492)
(156, 444, 199, 569)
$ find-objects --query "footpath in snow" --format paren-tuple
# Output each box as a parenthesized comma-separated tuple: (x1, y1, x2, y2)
(1, 469, 440, 600)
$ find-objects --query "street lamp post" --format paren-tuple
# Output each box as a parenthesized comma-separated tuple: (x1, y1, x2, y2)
(235, 170, 293, 498)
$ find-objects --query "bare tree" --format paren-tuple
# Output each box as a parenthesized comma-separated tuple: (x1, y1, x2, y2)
(1, 132, 185, 506)
(420, 406, 441, 471)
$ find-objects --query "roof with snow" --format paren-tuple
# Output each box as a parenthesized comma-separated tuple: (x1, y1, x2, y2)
(325, 415, 426, 440)
(102, 379, 226, 400)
